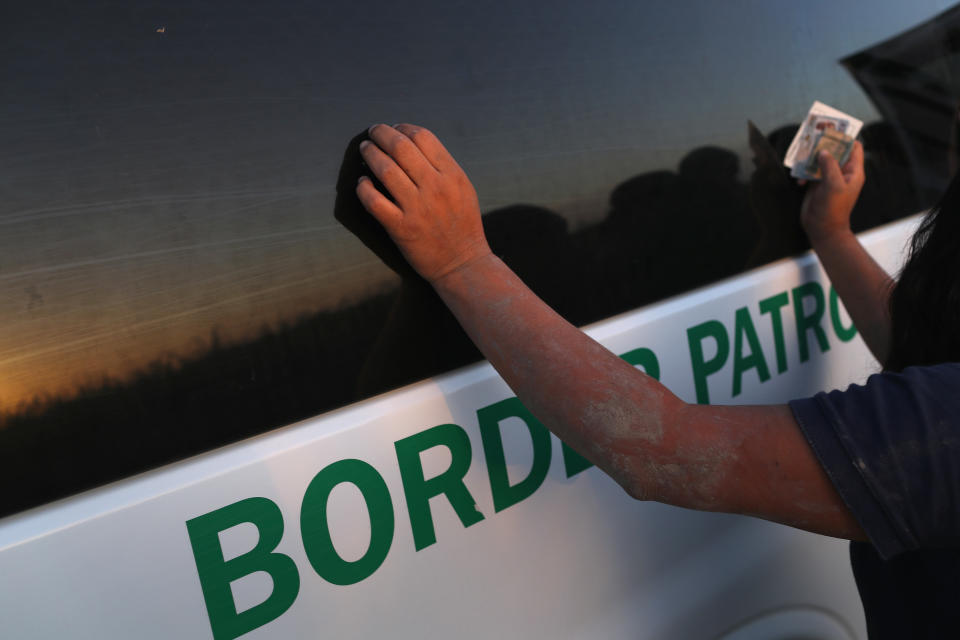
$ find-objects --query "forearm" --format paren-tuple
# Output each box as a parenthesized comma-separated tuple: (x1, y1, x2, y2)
(807, 229, 893, 364)
(798, 143, 891, 363)
(431, 254, 864, 535)
(432, 253, 709, 504)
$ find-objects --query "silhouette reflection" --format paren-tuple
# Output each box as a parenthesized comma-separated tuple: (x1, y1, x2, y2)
(0, 109, 953, 518)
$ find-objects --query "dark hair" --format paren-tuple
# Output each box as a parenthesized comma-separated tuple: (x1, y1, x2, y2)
(886, 174, 960, 371)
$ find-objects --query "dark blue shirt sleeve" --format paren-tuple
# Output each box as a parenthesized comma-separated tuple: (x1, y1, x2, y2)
(789, 363, 960, 559)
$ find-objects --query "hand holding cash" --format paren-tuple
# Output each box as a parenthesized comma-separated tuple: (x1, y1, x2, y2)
(784, 101, 863, 181)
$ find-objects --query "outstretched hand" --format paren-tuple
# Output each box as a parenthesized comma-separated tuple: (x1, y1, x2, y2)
(799, 141, 865, 244)
(356, 124, 492, 284)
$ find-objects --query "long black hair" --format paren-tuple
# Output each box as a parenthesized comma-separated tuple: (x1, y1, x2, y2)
(886, 173, 960, 371)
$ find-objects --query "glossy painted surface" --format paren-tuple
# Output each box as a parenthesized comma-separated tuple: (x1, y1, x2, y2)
(0, 217, 920, 639)
(1, 0, 956, 515)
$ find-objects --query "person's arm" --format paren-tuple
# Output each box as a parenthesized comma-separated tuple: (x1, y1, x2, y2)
(356, 123, 865, 541)
(801, 143, 894, 364)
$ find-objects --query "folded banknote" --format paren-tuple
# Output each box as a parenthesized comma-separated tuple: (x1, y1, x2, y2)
(784, 101, 863, 180)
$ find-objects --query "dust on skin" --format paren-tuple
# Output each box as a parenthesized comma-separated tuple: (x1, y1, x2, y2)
(573, 384, 667, 496)
(480, 288, 539, 378)
(614, 430, 738, 510)
(438, 255, 799, 520)
(528, 338, 667, 462)
(462, 270, 726, 507)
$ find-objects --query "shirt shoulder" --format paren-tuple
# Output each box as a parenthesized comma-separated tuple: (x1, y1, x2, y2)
(789, 363, 960, 558)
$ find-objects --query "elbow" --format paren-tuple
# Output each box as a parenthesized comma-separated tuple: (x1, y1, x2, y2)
(590, 453, 649, 501)
(612, 455, 728, 512)
(619, 473, 655, 502)
(620, 480, 646, 502)
(599, 449, 656, 502)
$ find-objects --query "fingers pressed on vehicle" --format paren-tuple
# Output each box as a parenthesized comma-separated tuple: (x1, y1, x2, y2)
(392, 124, 459, 173)
(359, 138, 417, 203)
(356, 175, 403, 228)
(367, 124, 436, 187)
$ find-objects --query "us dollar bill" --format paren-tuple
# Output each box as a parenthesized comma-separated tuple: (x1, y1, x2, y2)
(784, 101, 863, 180)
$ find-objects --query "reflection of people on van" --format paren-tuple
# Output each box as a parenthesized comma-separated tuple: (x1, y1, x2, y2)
(579, 146, 756, 319)
(853, 121, 924, 231)
(355, 123, 960, 637)
(745, 121, 806, 266)
(574, 170, 679, 318)
(662, 146, 756, 292)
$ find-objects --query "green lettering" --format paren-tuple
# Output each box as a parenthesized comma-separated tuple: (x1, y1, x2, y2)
(732, 306, 771, 397)
(478, 398, 552, 513)
(300, 459, 394, 586)
(792, 282, 830, 362)
(829, 286, 858, 342)
(687, 320, 730, 404)
(561, 442, 594, 478)
(186, 498, 300, 640)
(759, 291, 790, 374)
(395, 424, 485, 551)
